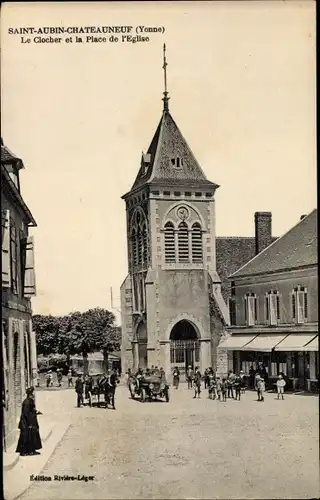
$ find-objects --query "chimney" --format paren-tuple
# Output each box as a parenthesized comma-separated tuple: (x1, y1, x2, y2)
(255, 212, 272, 255)
(300, 214, 307, 220)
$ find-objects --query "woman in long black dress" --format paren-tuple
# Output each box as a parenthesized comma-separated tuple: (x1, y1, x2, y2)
(16, 386, 42, 456)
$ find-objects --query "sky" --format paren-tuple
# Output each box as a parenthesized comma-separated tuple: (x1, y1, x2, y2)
(1, 1, 316, 324)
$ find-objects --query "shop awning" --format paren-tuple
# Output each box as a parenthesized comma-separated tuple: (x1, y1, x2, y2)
(242, 333, 289, 352)
(274, 334, 317, 352)
(304, 335, 318, 352)
(217, 334, 258, 350)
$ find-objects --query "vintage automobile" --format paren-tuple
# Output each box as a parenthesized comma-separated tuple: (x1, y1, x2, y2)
(129, 372, 170, 402)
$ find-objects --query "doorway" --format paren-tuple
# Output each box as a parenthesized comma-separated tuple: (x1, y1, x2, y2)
(170, 320, 200, 373)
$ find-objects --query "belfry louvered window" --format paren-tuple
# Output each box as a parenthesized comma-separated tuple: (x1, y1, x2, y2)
(178, 222, 189, 262)
(191, 223, 203, 263)
(142, 224, 148, 265)
(137, 227, 143, 266)
(131, 229, 138, 266)
(164, 222, 175, 263)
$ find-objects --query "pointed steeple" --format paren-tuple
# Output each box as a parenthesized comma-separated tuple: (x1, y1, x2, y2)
(162, 43, 170, 112)
(126, 46, 219, 193)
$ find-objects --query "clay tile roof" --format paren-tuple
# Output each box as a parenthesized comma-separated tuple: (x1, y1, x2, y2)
(1, 140, 24, 168)
(131, 110, 219, 191)
(230, 209, 317, 278)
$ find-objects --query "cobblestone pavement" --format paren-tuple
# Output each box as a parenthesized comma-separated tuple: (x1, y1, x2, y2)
(20, 385, 319, 500)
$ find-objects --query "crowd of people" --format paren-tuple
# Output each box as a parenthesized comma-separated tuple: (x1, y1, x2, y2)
(172, 364, 287, 402)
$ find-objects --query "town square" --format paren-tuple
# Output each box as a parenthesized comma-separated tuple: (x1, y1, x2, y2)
(2, 2, 318, 500)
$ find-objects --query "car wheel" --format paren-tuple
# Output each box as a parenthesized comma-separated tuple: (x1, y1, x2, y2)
(140, 388, 146, 402)
(165, 389, 170, 403)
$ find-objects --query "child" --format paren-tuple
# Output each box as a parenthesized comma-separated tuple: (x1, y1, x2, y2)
(276, 374, 286, 400)
(221, 378, 227, 402)
(208, 374, 216, 400)
(234, 375, 242, 401)
(216, 377, 222, 401)
(257, 376, 265, 402)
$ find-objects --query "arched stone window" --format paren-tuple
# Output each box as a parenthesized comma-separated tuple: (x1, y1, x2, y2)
(191, 223, 203, 263)
(178, 222, 189, 262)
(164, 222, 175, 263)
(130, 208, 148, 269)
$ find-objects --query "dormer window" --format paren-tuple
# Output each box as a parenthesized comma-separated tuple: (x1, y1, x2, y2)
(171, 156, 183, 169)
(5, 164, 20, 190)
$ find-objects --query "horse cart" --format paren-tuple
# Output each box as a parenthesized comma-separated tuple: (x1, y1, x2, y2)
(86, 373, 118, 409)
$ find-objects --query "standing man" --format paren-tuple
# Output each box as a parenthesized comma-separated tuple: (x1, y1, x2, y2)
(172, 366, 180, 389)
(67, 369, 73, 387)
(193, 367, 202, 399)
(75, 375, 84, 408)
(105, 369, 119, 410)
(227, 370, 236, 399)
(186, 365, 194, 389)
(57, 369, 63, 388)
(16, 387, 42, 456)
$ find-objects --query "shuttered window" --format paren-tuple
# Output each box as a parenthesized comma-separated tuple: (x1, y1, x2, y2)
(24, 236, 36, 297)
(164, 222, 175, 263)
(265, 291, 279, 325)
(229, 297, 236, 325)
(178, 222, 189, 262)
(10, 221, 19, 295)
(191, 223, 203, 263)
(292, 286, 308, 323)
(245, 293, 257, 326)
(1, 209, 11, 287)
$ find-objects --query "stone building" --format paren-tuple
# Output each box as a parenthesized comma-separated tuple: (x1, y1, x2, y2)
(218, 210, 318, 391)
(120, 47, 229, 378)
(1, 138, 37, 450)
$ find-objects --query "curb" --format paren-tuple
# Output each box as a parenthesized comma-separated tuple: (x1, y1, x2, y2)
(3, 421, 54, 473)
(4, 421, 70, 500)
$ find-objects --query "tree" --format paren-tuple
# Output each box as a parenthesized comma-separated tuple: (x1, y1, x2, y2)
(33, 308, 121, 375)
(32, 314, 61, 356)
(62, 308, 118, 375)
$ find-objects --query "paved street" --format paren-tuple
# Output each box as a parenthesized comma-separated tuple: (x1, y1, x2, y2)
(19, 384, 318, 500)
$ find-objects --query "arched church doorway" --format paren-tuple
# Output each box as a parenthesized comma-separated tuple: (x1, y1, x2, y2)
(170, 320, 200, 372)
(136, 321, 148, 369)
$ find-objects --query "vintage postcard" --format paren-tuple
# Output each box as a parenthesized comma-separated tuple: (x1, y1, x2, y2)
(1, 1, 318, 499)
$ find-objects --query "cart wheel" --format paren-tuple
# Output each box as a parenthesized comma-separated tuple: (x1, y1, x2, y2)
(140, 388, 146, 402)
(165, 388, 170, 403)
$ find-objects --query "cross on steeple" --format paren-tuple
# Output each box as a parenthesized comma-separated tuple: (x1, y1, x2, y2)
(162, 43, 170, 112)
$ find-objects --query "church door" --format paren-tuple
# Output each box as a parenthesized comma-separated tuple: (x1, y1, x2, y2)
(170, 320, 200, 374)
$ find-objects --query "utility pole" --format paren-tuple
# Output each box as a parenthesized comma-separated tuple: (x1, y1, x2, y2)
(110, 286, 121, 315)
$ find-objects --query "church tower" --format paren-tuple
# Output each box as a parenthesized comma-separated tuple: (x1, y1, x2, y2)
(120, 45, 229, 377)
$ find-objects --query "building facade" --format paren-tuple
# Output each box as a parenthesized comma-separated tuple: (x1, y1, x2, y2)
(120, 48, 229, 378)
(1, 139, 37, 450)
(218, 210, 318, 391)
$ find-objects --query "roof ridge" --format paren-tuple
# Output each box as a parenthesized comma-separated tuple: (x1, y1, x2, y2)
(229, 209, 317, 278)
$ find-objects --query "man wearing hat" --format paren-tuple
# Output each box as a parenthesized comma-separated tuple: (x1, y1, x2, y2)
(16, 387, 42, 456)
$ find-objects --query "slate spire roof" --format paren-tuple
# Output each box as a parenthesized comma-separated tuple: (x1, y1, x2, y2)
(130, 46, 219, 192)
(229, 209, 317, 278)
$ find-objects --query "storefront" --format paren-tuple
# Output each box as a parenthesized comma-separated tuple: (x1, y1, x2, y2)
(218, 332, 318, 391)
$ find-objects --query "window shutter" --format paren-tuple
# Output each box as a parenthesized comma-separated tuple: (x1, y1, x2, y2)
(1, 209, 11, 287)
(24, 236, 36, 297)
(269, 294, 277, 325)
(297, 291, 304, 323)
(304, 291, 308, 319)
(292, 293, 296, 319)
(247, 296, 255, 326)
